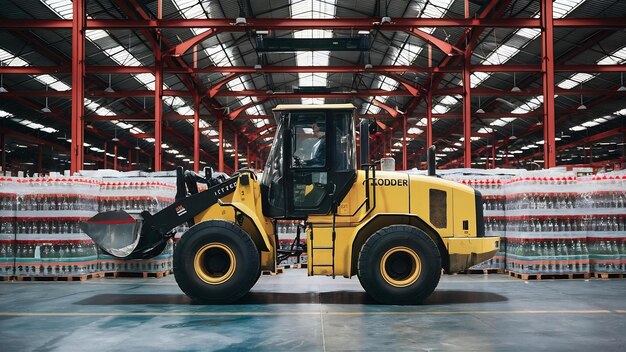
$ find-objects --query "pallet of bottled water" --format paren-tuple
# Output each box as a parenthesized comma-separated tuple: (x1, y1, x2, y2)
(97, 177, 176, 274)
(276, 220, 307, 266)
(13, 177, 100, 278)
(579, 173, 626, 275)
(504, 173, 591, 275)
(0, 177, 16, 278)
(445, 175, 508, 271)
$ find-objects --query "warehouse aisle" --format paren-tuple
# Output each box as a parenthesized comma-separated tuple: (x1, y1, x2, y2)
(0, 270, 625, 351)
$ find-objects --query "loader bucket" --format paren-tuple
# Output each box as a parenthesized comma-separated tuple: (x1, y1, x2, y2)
(80, 210, 143, 258)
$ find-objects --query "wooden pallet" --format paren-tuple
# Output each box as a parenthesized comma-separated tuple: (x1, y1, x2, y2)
(107, 270, 172, 279)
(592, 272, 625, 279)
(261, 267, 285, 276)
(0, 276, 14, 282)
(279, 263, 307, 269)
(508, 271, 591, 280)
(14, 272, 105, 282)
(459, 268, 504, 275)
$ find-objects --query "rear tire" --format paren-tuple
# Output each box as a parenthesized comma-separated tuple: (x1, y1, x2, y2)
(173, 220, 260, 304)
(357, 225, 441, 304)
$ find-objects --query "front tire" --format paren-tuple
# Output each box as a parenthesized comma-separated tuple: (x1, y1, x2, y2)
(173, 220, 260, 304)
(357, 225, 441, 304)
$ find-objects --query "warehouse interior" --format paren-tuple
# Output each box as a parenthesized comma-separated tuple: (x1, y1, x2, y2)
(0, 0, 625, 350)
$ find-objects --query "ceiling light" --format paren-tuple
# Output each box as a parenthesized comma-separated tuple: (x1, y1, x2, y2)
(0, 73, 7, 92)
(235, 17, 247, 25)
(104, 74, 114, 93)
(618, 73, 626, 92)
(254, 64, 262, 70)
(476, 96, 485, 113)
(358, 30, 370, 35)
(380, 17, 392, 24)
(511, 72, 521, 92)
(111, 126, 119, 142)
(364, 63, 373, 69)
(86, 123, 94, 129)
(41, 84, 51, 112)
(255, 30, 269, 35)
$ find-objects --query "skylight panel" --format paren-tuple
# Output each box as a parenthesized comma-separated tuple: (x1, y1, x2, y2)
(556, 72, 595, 89)
(470, 72, 490, 88)
(86, 30, 109, 41)
(41, 0, 73, 19)
(420, 0, 454, 18)
(104, 46, 142, 67)
(34, 74, 71, 91)
(569, 125, 586, 131)
(0, 109, 13, 118)
(597, 46, 626, 65)
(477, 127, 494, 134)
(290, 2, 336, 103)
(483, 44, 520, 65)
(0, 49, 29, 66)
(408, 127, 423, 134)
(173, 0, 207, 19)
(292, 0, 336, 19)
(511, 96, 543, 114)
(552, 0, 586, 18)
(516, 28, 541, 40)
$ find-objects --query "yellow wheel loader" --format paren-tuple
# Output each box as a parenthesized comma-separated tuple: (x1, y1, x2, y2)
(81, 104, 499, 305)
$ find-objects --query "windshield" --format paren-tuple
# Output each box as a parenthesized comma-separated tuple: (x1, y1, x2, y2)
(261, 118, 284, 188)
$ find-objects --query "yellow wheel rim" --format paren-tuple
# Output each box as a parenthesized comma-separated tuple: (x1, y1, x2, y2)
(194, 243, 236, 285)
(380, 246, 421, 288)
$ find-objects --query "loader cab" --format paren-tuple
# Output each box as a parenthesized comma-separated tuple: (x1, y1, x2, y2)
(261, 104, 357, 219)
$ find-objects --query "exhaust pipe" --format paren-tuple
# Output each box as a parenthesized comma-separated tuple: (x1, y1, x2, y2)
(359, 119, 369, 169)
(427, 145, 436, 176)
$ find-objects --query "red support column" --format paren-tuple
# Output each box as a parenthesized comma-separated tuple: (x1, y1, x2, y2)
(154, 48, 163, 171)
(113, 144, 118, 170)
(426, 90, 433, 148)
(541, 0, 556, 169)
(193, 92, 200, 172)
(1, 134, 5, 175)
(234, 132, 238, 171)
(462, 48, 472, 168)
(218, 111, 224, 172)
(103, 142, 107, 169)
(246, 144, 251, 168)
(402, 114, 407, 170)
(70, 0, 85, 175)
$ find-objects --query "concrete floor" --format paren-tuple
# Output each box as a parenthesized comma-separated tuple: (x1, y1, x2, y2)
(0, 270, 624, 351)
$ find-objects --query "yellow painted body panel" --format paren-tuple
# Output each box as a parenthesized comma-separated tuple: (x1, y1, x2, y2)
(189, 170, 497, 276)
(193, 175, 277, 272)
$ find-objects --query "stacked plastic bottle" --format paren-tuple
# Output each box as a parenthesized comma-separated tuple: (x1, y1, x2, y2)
(504, 173, 590, 274)
(578, 172, 626, 274)
(0, 177, 16, 277)
(276, 220, 307, 265)
(98, 178, 176, 273)
(13, 177, 100, 278)
(449, 176, 507, 270)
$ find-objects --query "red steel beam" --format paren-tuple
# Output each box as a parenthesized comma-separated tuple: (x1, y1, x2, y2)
(541, 0, 556, 169)
(70, 0, 85, 175)
(3, 88, 624, 99)
(462, 47, 472, 168)
(4, 64, 625, 75)
(154, 46, 163, 171)
(193, 92, 200, 172)
(4, 18, 625, 30)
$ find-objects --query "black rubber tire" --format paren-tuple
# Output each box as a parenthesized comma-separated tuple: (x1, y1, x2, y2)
(173, 220, 260, 304)
(357, 225, 441, 305)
